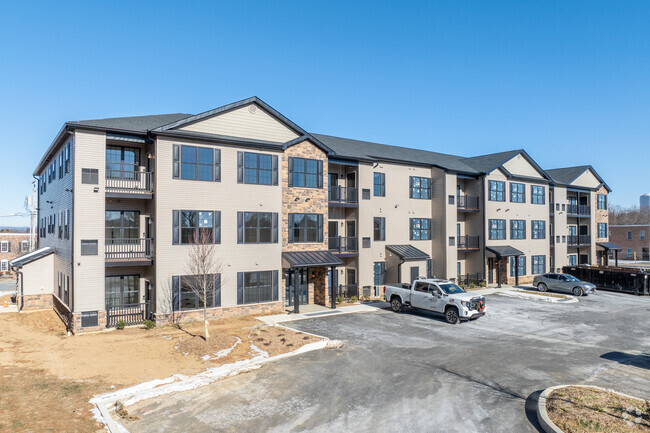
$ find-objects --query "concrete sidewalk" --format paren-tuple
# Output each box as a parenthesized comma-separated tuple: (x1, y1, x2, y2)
(256, 302, 380, 325)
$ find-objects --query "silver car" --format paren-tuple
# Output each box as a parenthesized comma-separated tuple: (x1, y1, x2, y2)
(533, 273, 596, 296)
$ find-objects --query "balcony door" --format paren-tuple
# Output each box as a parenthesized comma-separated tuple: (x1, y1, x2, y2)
(105, 275, 139, 307)
(106, 211, 140, 245)
(106, 145, 140, 178)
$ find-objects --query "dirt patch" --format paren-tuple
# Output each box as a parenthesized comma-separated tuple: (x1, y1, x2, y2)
(516, 290, 570, 299)
(547, 386, 650, 432)
(0, 310, 322, 430)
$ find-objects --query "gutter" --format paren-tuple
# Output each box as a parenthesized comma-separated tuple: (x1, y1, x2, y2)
(11, 266, 24, 312)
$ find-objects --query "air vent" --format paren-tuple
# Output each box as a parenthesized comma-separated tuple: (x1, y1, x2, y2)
(248, 105, 257, 114)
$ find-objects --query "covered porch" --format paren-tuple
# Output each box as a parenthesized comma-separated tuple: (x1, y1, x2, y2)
(485, 245, 524, 288)
(596, 242, 622, 267)
(282, 251, 342, 313)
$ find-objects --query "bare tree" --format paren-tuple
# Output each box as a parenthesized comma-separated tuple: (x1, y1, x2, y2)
(609, 204, 650, 225)
(184, 229, 223, 341)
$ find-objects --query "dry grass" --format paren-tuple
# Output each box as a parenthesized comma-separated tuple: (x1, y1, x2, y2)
(547, 386, 650, 433)
(0, 310, 321, 431)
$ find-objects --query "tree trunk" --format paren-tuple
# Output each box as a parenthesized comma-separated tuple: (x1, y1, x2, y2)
(203, 306, 210, 341)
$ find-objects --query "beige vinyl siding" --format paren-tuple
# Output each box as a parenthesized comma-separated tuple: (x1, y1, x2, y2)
(571, 169, 601, 189)
(357, 162, 375, 288)
(154, 136, 283, 314)
(21, 253, 55, 296)
(502, 154, 544, 179)
(178, 103, 299, 143)
(430, 168, 446, 279)
(551, 186, 568, 271)
(73, 129, 106, 312)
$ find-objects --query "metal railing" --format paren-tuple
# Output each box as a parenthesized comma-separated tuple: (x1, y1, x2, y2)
(328, 236, 358, 253)
(105, 238, 153, 260)
(457, 195, 479, 211)
(567, 235, 591, 246)
(337, 284, 359, 300)
(106, 169, 153, 194)
(328, 186, 358, 204)
(567, 204, 591, 216)
(457, 273, 482, 287)
(457, 235, 480, 251)
(106, 301, 150, 327)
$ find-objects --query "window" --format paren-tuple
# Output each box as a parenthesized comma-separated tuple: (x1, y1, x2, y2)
(40, 174, 46, 194)
(489, 219, 506, 240)
(238, 271, 278, 305)
(410, 176, 431, 199)
(561, 204, 566, 211)
(627, 231, 632, 240)
(449, 237, 455, 246)
(64, 143, 71, 173)
(0, 260, 7, 272)
(426, 259, 432, 278)
(373, 262, 386, 285)
(448, 195, 455, 205)
(511, 220, 526, 240)
(510, 256, 526, 277)
(641, 230, 646, 241)
(374, 217, 385, 241)
(289, 214, 323, 243)
(489, 180, 505, 201)
(362, 189, 371, 200)
(174, 145, 220, 182)
(21, 241, 29, 252)
(531, 185, 545, 204)
(373, 172, 385, 196)
(106, 211, 140, 241)
(81, 240, 98, 256)
(105, 275, 140, 306)
(597, 194, 607, 210)
(58, 152, 63, 179)
(64, 210, 70, 240)
(510, 183, 525, 203)
(362, 237, 371, 248)
(568, 255, 577, 266)
(81, 168, 99, 184)
(627, 248, 633, 258)
(598, 223, 607, 239)
(562, 235, 566, 243)
(532, 255, 546, 274)
(410, 218, 431, 240)
(0, 241, 8, 253)
(171, 274, 221, 311)
(556, 235, 560, 243)
(81, 311, 98, 328)
(288, 157, 323, 188)
(238, 151, 277, 185)
(172, 210, 221, 244)
(532, 220, 546, 239)
(237, 212, 278, 244)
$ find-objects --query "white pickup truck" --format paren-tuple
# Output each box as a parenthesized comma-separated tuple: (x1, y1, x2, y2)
(384, 278, 486, 324)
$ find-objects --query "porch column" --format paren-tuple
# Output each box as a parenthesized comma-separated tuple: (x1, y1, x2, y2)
(293, 268, 302, 314)
(496, 257, 502, 288)
(615, 250, 619, 267)
(330, 266, 337, 310)
(515, 256, 519, 287)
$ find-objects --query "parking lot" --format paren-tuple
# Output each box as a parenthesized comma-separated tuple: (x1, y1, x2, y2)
(125, 291, 650, 433)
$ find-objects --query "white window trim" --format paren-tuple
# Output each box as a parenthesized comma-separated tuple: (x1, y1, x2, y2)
(0, 241, 8, 253)
(0, 260, 8, 272)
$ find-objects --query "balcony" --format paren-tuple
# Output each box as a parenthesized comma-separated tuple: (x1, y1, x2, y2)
(328, 236, 359, 255)
(328, 186, 358, 206)
(457, 196, 479, 212)
(106, 169, 153, 198)
(457, 235, 480, 251)
(567, 235, 591, 247)
(105, 238, 153, 266)
(567, 204, 591, 217)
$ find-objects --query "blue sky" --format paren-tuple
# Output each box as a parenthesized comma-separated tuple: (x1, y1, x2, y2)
(1, 1, 648, 226)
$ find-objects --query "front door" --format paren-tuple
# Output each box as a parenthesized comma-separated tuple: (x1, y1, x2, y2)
(410, 266, 419, 282)
(328, 173, 338, 201)
(487, 258, 494, 284)
(285, 269, 309, 307)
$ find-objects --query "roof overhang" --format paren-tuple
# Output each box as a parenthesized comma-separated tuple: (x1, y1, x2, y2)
(10, 246, 55, 268)
(282, 251, 343, 268)
(596, 242, 622, 251)
(150, 129, 286, 151)
(386, 245, 430, 260)
(485, 245, 524, 257)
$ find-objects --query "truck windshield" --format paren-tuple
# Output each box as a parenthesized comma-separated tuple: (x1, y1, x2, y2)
(438, 283, 465, 294)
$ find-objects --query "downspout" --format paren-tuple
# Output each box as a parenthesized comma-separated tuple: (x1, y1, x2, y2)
(11, 266, 23, 312)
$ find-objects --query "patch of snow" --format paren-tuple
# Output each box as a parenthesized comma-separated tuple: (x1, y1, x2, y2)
(250, 343, 269, 358)
(497, 290, 576, 303)
(212, 337, 241, 359)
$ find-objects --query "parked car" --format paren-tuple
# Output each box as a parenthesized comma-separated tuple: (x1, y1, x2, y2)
(533, 273, 596, 296)
(384, 278, 486, 324)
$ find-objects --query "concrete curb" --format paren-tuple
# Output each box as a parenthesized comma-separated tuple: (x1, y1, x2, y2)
(497, 290, 578, 304)
(256, 303, 378, 325)
(91, 335, 337, 432)
(537, 384, 648, 433)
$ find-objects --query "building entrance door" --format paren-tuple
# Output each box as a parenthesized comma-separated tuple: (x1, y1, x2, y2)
(285, 269, 309, 307)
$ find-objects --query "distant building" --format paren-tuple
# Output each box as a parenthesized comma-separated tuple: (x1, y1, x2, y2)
(0, 232, 31, 277)
(609, 225, 650, 261)
(641, 193, 650, 213)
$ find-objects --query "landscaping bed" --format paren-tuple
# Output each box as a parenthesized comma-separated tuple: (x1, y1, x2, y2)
(546, 385, 650, 432)
(516, 289, 570, 299)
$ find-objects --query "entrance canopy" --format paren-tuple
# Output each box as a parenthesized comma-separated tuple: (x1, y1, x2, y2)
(596, 242, 622, 251)
(485, 245, 524, 257)
(386, 245, 430, 261)
(282, 251, 343, 268)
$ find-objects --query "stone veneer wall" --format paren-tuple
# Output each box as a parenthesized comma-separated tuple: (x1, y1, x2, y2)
(19, 293, 53, 311)
(155, 301, 284, 325)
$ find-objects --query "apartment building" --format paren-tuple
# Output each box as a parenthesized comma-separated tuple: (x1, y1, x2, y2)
(0, 232, 31, 277)
(609, 225, 650, 261)
(12, 97, 611, 331)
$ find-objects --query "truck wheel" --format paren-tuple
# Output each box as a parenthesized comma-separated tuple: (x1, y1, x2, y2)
(445, 307, 459, 324)
(391, 297, 403, 312)
(572, 287, 584, 297)
(537, 283, 547, 292)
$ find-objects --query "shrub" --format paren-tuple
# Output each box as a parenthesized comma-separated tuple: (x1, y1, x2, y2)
(350, 296, 358, 303)
(469, 283, 476, 289)
(336, 295, 344, 304)
(116, 320, 126, 330)
(363, 295, 371, 301)
(143, 320, 156, 330)
(479, 281, 486, 287)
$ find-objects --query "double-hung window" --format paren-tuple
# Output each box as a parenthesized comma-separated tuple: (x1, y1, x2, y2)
(489, 180, 505, 201)
(374, 172, 385, 196)
(237, 270, 278, 305)
(532, 255, 546, 274)
(510, 256, 526, 277)
(410, 176, 431, 199)
(373, 262, 386, 286)
(598, 223, 607, 239)
(0, 260, 8, 272)
(21, 241, 29, 252)
(237, 151, 278, 185)
(511, 220, 526, 240)
(597, 194, 607, 210)
(237, 212, 278, 244)
(410, 218, 431, 240)
(532, 220, 546, 239)
(489, 219, 506, 240)
(510, 182, 525, 203)
(0, 241, 8, 253)
(173, 145, 220, 181)
(289, 213, 323, 243)
(288, 157, 323, 188)
(531, 185, 545, 204)
(374, 217, 386, 241)
(172, 210, 221, 244)
(64, 143, 71, 173)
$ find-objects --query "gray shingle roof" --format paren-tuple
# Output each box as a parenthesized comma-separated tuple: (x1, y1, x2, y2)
(544, 166, 591, 185)
(461, 149, 524, 173)
(386, 245, 430, 260)
(596, 242, 622, 251)
(70, 113, 192, 132)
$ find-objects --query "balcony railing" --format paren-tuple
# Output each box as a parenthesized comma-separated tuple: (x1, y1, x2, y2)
(567, 235, 591, 246)
(457, 195, 479, 211)
(328, 186, 358, 204)
(457, 273, 482, 287)
(328, 236, 358, 253)
(567, 204, 591, 216)
(106, 169, 153, 194)
(106, 302, 150, 327)
(337, 284, 359, 300)
(457, 235, 480, 251)
(105, 238, 153, 260)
